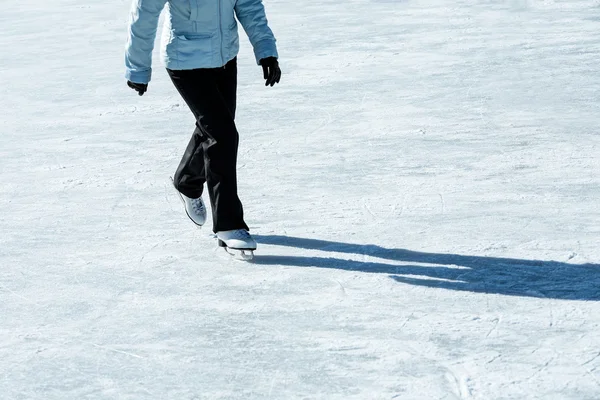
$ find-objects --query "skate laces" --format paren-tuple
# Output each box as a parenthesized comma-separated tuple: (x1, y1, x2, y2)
(190, 198, 205, 214)
(232, 229, 250, 239)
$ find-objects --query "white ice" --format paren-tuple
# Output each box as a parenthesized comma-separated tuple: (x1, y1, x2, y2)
(1, 0, 599, 398)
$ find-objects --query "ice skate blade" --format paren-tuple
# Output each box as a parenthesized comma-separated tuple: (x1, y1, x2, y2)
(217, 239, 256, 251)
(222, 247, 255, 261)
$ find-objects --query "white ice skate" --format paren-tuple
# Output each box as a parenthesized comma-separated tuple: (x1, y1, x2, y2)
(217, 229, 257, 260)
(171, 178, 207, 227)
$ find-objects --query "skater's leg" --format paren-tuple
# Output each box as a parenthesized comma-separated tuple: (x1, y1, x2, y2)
(202, 64, 248, 233)
(203, 57, 248, 232)
(168, 64, 249, 233)
(167, 69, 208, 199)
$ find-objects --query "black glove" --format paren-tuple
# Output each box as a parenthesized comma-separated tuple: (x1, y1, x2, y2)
(127, 81, 148, 96)
(259, 57, 281, 87)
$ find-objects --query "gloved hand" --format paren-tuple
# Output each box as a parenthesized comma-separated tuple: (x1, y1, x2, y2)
(259, 57, 281, 87)
(127, 81, 148, 96)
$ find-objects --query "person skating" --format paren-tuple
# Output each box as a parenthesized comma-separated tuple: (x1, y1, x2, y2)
(124, 0, 281, 254)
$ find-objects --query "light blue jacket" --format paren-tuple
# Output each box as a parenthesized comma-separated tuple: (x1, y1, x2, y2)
(125, 0, 278, 84)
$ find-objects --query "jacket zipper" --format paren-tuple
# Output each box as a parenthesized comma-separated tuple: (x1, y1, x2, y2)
(218, 0, 224, 66)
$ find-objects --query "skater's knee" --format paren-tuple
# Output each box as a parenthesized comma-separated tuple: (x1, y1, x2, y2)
(198, 114, 236, 133)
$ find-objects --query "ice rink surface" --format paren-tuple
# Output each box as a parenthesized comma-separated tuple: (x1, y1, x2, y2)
(1, 0, 599, 398)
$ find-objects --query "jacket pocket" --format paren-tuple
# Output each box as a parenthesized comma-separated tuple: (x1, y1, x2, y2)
(167, 34, 213, 63)
(181, 33, 213, 41)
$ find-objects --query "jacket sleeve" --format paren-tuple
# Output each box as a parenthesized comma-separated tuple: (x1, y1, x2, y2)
(125, 0, 167, 84)
(234, 0, 279, 64)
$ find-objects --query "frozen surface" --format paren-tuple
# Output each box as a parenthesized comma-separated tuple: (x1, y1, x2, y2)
(1, 0, 600, 399)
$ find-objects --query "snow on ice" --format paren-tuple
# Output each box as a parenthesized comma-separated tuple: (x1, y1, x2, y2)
(1, 0, 599, 398)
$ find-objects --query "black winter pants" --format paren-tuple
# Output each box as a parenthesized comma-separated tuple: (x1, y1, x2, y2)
(167, 58, 248, 233)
